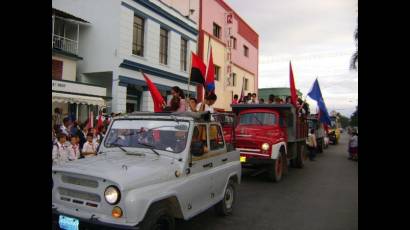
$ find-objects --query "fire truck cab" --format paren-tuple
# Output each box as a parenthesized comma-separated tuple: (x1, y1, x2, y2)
(231, 104, 308, 182)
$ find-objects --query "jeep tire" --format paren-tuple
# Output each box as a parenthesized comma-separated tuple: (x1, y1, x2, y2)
(267, 152, 284, 182)
(215, 179, 237, 216)
(140, 203, 175, 230)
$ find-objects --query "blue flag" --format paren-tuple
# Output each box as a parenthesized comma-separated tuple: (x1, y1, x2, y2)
(307, 79, 331, 125)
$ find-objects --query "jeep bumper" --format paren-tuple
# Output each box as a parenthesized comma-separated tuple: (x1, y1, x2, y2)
(52, 209, 140, 230)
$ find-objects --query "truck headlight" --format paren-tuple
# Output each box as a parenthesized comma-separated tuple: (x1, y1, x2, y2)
(104, 186, 121, 205)
(261, 143, 270, 151)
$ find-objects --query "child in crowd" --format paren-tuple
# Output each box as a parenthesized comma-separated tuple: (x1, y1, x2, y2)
(69, 134, 81, 160)
(82, 133, 99, 158)
(52, 133, 71, 165)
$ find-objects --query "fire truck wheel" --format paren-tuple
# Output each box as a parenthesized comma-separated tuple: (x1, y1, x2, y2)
(215, 179, 237, 216)
(267, 154, 284, 182)
(292, 143, 305, 168)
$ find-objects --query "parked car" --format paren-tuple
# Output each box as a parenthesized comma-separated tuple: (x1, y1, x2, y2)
(52, 112, 241, 230)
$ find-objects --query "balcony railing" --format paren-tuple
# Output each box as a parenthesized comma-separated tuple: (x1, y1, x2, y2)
(52, 34, 78, 55)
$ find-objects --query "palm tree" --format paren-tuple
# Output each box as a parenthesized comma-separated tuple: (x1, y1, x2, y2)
(350, 23, 358, 70)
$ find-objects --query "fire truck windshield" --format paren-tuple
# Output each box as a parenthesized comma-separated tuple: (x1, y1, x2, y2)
(239, 112, 276, 125)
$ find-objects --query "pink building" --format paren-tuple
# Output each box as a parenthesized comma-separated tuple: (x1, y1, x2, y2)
(162, 0, 259, 110)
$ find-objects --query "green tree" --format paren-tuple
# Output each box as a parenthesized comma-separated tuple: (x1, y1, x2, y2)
(338, 114, 350, 128)
(350, 106, 358, 127)
(350, 22, 358, 70)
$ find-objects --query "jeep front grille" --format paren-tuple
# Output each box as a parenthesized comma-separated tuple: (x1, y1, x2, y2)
(61, 175, 98, 188)
(58, 187, 101, 203)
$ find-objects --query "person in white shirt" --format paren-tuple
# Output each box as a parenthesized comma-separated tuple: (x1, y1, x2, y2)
(68, 135, 81, 160)
(60, 117, 71, 137)
(196, 93, 217, 113)
(248, 93, 259, 104)
(187, 97, 197, 112)
(52, 133, 71, 165)
(82, 133, 99, 157)
(306, 129, 317, 161)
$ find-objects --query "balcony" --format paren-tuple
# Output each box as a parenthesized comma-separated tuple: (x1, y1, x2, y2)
(52, 34, 78, 55)
(52, 8, 89, 56)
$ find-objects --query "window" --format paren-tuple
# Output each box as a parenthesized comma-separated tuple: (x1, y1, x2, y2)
(214, 65, 220, 81)
(209, 125, 225, 151)
(132, 15, 145, 56)
(160, 28, 168, 65)
(52, 59, 63, 80)
(180, 38, 188, 71)
(230, 36, 237, 49)
(126, 103, 135, 113)
(239, 113, 277, 125)
(244, 78, 249, 90)
(231, 73, 236, 86)
(191, 124, 208, 159)
(213, 23, 221, 38)
(244, 45, 249, 57)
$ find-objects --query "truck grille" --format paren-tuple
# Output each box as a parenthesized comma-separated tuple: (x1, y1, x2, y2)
(61, 175, 98, 188)
(58, 187, 101, 203)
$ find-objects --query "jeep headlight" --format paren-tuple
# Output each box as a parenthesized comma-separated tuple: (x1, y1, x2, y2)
(261, 143, 270, 151)
(104, 186, 121, 205)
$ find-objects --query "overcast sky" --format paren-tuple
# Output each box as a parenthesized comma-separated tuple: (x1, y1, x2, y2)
(225, 0, 358, 117)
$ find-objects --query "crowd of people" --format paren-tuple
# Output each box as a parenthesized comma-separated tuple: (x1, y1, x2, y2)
(162, 86, 218, 113)
(52, 86, 313, 164)
(52, 108, 113, 165)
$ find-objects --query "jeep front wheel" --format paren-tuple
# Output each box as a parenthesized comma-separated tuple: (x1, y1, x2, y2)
(215, 179, 237, 216)
(140, 203, 175, 230)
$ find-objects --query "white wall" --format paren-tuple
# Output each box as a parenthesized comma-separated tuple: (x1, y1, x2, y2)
(119, 1, 197, 79)
(53, 0, 121, 74)
(52, 55, 77, 81)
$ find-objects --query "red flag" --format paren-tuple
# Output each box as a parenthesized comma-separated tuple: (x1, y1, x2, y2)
(205, 48, 215, 95)
(289, 61, 298, 107)
(142, 72, 165, 112)
(86, 111, 94, 129)
(190, 52, 207, 87)
(96, 112, 103, 133)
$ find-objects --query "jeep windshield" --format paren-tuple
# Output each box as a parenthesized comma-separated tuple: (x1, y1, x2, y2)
(104, 119, 189, 154)
(239, 113, 276, 125)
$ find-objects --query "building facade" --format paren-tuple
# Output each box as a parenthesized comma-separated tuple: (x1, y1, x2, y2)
(52, 0, 198, 114)
(162, 0, 259, 111)
(52, 8, 107, 124)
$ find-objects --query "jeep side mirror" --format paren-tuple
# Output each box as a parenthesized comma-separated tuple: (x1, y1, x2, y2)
(190, 141, 204, 157)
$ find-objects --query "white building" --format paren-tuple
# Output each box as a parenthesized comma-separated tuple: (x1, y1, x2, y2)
(52, 8, 108, 124)
(52, 0, 198, 113)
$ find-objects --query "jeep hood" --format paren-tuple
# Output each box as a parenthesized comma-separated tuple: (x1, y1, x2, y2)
(52, 152, 180, 190)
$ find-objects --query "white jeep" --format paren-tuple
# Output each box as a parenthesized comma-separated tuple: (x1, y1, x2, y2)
(52, 112, 241, 230)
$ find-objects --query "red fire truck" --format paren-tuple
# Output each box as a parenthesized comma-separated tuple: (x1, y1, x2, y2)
(230, 104, 308, 182)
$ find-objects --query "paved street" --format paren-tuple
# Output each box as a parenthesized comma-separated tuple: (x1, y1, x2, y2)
(177, 133, 358, 230)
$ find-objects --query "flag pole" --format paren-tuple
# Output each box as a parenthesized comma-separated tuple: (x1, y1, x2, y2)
(187, 52, 192, 100)
(204, 36, 212, 96)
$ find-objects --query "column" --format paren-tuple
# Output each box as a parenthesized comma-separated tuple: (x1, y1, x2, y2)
(141, 91, 154, 112)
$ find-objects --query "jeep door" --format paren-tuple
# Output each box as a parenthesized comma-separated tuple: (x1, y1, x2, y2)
(179, 124, 213, 217)
(208, 123, 237, 201)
